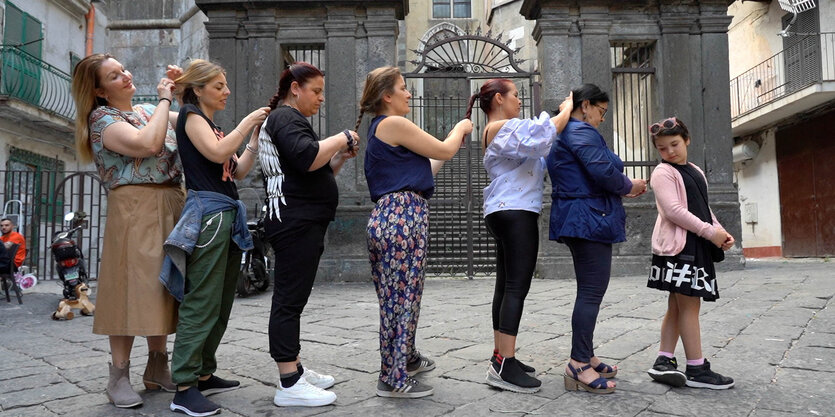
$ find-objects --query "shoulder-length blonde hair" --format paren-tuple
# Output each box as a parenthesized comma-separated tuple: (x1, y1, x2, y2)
(175, 59, 226, 106)
(355, 66, 403, 131)
(71, 53, 113, 163)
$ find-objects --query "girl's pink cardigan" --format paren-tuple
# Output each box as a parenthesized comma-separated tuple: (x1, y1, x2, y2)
(650, 162, 724, 256)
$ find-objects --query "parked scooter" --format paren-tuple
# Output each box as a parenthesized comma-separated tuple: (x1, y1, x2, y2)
(237, 205, 271, 297)
(51, 211, 95, 320)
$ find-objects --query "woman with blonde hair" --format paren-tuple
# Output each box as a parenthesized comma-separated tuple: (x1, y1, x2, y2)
(71, 53, 183, 409)
(357, 66, 472, 398)
(161, 59, 270, 416)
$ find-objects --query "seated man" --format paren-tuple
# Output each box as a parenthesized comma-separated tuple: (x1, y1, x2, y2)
(0, 218, 26, 269)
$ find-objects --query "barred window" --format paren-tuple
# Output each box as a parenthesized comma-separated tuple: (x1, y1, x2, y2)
(611, 42, 657, 180)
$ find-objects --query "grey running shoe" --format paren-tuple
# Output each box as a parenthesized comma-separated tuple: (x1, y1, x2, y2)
(376, 377, 434, 398)
(406, 353, 436, 376)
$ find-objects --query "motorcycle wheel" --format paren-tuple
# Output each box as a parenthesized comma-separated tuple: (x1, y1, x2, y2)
(237, 259, 255, 297)
(252, 258, 270, 292)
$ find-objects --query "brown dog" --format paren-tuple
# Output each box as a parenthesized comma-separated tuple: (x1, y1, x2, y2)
(52, 283, 95, 320)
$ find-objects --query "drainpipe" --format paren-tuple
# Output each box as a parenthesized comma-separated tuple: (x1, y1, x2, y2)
(85, 4, 95, 56)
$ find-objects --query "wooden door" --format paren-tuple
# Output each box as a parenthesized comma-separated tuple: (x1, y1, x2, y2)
(776, 111, 835, 257)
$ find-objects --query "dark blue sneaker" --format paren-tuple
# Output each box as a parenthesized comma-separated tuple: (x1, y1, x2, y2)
(170, 386, 221, 416)
(198, 375, 240, 396)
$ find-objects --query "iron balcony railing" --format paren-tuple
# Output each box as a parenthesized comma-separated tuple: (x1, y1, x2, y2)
(730, 32, 835, 120)
(0, 45, 75, 121)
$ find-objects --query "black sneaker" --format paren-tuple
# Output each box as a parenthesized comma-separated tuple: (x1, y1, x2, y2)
(486, 356, 541, 394)
(685, 360, 734, 390)
(198, 375, 241, 396)
(170, 386, 221, 416)
(647, 356, 686, 387)
(491, 350, 535, 375)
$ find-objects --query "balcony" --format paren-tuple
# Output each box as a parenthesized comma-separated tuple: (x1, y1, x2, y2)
(729, 33, 835, 136)
(0, 46, 76, 126)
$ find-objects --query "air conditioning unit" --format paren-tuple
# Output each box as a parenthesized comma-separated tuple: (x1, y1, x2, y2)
(778, 0, 816, 14)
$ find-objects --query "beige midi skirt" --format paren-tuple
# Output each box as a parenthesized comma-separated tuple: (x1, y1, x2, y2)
(93, 184, 185, 336)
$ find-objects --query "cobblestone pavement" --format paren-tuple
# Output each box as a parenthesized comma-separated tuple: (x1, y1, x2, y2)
(0, 259, 832, 417)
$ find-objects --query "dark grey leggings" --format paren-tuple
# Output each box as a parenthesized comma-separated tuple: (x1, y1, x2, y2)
(563, 237, 612, 363)
(485, 210, 539, 336)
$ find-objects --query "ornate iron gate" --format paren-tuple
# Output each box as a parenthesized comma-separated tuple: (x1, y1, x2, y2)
(403, 28, 540, 278)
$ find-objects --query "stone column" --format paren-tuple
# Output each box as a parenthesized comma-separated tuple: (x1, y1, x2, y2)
(699, 5, 743, 269)
(530, 8, 576, 115)
(579, 6, 613, 146)
(202, 9, 239, 130)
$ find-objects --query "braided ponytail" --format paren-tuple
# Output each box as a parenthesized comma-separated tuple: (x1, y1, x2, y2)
(354, 108, 366, 133)
(464, 93, 479, 119)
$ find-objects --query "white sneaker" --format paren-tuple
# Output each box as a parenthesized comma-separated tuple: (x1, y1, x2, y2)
(302, 367, 335, 390)
(273, 377, 337, 407)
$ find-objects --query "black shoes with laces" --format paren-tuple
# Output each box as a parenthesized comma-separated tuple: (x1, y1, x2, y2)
(685, 359, 734, 390)
(647, 355, 687, 387)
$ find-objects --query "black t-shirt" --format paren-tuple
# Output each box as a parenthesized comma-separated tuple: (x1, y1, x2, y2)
(176, 103, 239, 199)
(264, 105, 338, 222)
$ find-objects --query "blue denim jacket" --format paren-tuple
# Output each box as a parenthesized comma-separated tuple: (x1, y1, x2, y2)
(159, 190, 253, 301)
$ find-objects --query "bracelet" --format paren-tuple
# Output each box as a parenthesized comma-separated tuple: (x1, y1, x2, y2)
(342, 129, 353, 148)
(159, 97, 172, 105)
(232, 128, 244, 137)
(245, 144, 257, 154)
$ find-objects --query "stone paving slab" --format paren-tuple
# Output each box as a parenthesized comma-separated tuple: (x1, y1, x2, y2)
(0, 260, 833, 416)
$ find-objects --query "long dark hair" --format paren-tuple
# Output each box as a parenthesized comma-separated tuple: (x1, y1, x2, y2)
(571, 83, 608, 109)
(267, 62, 324, 110)
(464, 78, 515, 119)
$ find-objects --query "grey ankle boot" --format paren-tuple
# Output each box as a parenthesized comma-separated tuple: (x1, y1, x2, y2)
(107, 361, 143, 408)
(143, 351, 177, 392)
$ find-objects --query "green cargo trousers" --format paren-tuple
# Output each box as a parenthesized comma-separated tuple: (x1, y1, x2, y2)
(171, 210, 242, 386)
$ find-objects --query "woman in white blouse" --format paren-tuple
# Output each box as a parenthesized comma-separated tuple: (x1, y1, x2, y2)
(465, 80, 572, 393)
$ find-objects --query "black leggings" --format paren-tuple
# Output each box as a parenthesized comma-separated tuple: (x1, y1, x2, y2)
(485, 210, 539, 336)
(563, 237, 612, 363)
(266, 217, 328, 363)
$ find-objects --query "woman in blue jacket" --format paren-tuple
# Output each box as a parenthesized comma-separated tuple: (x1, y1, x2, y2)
(547, 83, 647, 394)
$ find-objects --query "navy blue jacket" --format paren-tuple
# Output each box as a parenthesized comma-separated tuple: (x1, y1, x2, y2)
(547, 118, 632, 244)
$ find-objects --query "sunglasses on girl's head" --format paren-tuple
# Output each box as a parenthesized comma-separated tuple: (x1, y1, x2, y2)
(649, 117, 679, 135)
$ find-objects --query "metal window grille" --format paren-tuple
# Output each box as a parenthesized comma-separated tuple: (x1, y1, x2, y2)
(282, 44, 326, 138)
(611, 42, 657, 180)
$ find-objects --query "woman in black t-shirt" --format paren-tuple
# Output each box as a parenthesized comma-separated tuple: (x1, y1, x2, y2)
(168, 59, 270, 416)
(259, 62, 359, 407)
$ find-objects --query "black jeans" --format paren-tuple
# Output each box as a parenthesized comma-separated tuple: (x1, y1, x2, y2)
(266, 217, 328, 363)
(563, 237, 612, 363)
(485, 210, 539, 336)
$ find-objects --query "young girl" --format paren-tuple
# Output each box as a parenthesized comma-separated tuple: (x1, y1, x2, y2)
(646, 117, 735, 390)
(465, 79, 572, 393)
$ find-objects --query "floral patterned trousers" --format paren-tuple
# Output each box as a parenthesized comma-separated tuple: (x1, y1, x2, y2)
(367, 191, 428, 388)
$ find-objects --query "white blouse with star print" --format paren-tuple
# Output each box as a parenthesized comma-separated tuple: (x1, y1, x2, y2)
(483, 111, 557, 217)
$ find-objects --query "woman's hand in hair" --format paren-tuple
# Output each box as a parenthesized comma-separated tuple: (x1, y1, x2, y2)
(157, 77, 175, 102)
(559, 92, 573, 113)
(166, 65, 183, 81)
(552, 91, 574, 133)
(454, 118, 474, 138)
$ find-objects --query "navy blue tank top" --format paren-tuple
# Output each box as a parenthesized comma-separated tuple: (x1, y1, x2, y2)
(364, 115, 434, 202)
